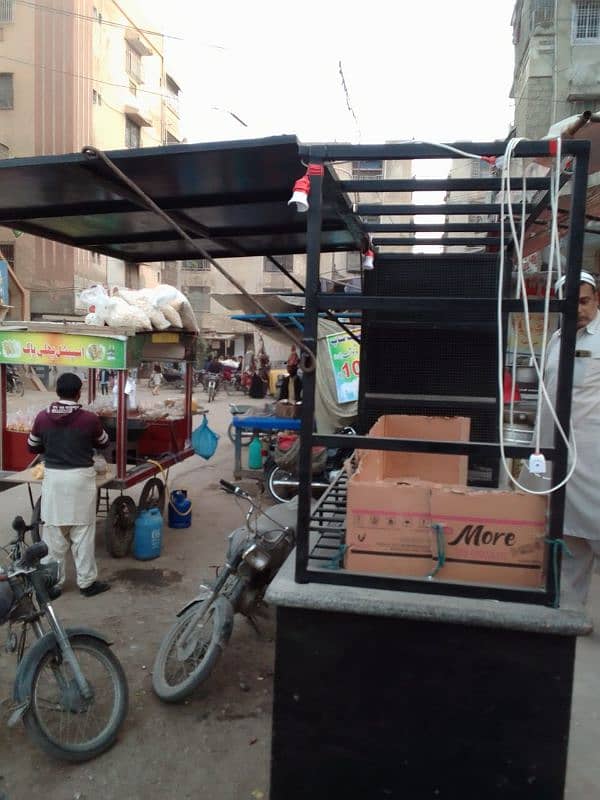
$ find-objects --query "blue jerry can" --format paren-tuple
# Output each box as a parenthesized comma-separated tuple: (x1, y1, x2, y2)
(133, 508, 163, 560)
(168, 490, 192, 529)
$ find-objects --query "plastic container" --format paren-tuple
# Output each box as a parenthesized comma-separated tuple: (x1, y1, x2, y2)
(168, 489, 192, 529)
(133, 507, 163, 560)
(248, 434, 263, 470)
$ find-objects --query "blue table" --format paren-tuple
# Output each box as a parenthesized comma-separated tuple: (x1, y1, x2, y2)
(232, 415, 301, 479)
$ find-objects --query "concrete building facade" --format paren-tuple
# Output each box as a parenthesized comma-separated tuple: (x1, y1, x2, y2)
(0, 0, 181, 317)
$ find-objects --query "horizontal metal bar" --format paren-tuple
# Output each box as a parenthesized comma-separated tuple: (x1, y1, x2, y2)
(340, 178, 552, 193)
(313, 433, 553, 459)
(302, 566, 550, 606)
(372, 237, 503, 247)
(317, 295, 564, 313)
(304, 140, 588, 159)
(357, 204, 531, 216)
(367, 223, 512, 233)
(364, 392, 496, 407)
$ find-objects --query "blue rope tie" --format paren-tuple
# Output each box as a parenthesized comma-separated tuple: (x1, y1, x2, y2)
(428, 523, 446, 580)
(325, 543, 347, 570)
(544, 537, 574, 608)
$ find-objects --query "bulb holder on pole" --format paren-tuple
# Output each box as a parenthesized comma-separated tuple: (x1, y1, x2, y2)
(362, 249, 375, 270)
(287, 163, 324, 213)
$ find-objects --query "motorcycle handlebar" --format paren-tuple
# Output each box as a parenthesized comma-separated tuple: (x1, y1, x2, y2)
(219, 479, 238, 494)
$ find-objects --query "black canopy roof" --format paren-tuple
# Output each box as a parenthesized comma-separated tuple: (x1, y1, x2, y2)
(0, 135, 365, 262)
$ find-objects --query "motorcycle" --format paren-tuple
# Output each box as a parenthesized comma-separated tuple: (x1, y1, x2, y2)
(152, 480, 298, 703)
(205, 372, 221, 403)
(264, 426, 356, 503)
(6, 367, 24, 397)
(0, 515, 129, 761)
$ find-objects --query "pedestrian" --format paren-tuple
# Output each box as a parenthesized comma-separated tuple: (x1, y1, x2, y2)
(278, 363, 302, 403)
(287, 344, 300, 371)
(99, 367, 110, 395)
(150, 364, 163, 396)
(27, 372, 110, 597)
(524, 271, 600, 606)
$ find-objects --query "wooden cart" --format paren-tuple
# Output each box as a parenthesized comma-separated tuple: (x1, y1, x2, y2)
(0, 321, 197, 557)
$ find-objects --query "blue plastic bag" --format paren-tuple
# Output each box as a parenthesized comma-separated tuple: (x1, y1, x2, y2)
(192, 415, 219, 460)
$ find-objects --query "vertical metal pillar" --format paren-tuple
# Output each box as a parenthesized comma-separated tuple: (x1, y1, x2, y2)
(295, 162, 324, 584)
(116, 369, 127, 480)
(88, 368, 97, 405)
(184, 361, 193, 442)
(546, 141, 590, 606)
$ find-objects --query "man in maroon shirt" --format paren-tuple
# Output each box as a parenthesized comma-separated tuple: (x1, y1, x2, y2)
(28, 372, 110, 597)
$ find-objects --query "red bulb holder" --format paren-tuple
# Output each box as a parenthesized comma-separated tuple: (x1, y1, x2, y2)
(287, 164, 325, 213)
(362, 249, 375, 270)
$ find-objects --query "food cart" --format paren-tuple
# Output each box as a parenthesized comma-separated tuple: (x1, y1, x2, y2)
(0, 321, 196, 557)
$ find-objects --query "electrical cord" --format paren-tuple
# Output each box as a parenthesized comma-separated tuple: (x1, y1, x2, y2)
(497, 136, 577, 495)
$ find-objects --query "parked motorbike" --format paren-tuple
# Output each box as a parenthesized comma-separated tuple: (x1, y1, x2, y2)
(0, 515, 129, 761)
(152, 481, 297, 703)
(264, 426, 356, 503)
(6, 367, 24, 397)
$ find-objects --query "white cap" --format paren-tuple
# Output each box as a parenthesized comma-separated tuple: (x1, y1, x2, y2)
(554, 270, 597, 296)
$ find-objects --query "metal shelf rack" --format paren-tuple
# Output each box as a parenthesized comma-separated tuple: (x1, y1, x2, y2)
(295, 138, 591, 607)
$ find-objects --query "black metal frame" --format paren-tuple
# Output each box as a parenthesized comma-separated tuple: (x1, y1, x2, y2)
(294, 138, 591, 607)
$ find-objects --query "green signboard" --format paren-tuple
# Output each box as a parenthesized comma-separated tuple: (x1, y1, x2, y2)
(0, 331, 126, 369)
(326, 330, 361, 404)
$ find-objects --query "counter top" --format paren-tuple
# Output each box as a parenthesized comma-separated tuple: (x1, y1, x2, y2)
(266, 550, 593, 637)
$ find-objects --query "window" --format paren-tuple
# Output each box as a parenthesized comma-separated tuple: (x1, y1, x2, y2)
(0, 243, 15, 270)
(352, 159, 384, 180)
(126, 43, 142, 83)
(0, 73, 13, 109)
(264, 255, 294, 273)
(125, 117, 141, 148)
(92, 89, 103, 105)
(571, 97, 600, 114)
(165, 75, 180, 115)
(532, 0, 553, 27)
(0, 0, 14, 24)
(129, 80, 137, 97)
(0, 142, 8, 158)
(182, 259, 210, 271)
(574, 0, 600, 40)
(186, 285, 210, 312)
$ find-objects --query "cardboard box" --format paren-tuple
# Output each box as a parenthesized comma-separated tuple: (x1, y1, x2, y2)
(359, 414, 471, 485)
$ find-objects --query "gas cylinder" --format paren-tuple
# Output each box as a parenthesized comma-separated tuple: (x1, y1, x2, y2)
(168, 489, 192, 529)
(248, 434, 263, 470)
(133, 507, 163, 560)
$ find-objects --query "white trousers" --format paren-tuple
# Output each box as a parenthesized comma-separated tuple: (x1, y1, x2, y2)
(561, 535, 600, 607)
(42, 523, 98, 590)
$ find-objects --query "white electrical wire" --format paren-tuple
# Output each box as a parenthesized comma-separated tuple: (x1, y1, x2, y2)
(497, 137, 577, 495)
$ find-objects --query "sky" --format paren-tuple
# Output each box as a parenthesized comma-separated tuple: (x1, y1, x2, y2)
(154, 0, 518, 152)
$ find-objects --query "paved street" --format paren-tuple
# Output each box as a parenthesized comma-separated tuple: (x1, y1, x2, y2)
(0, 385, 598, 799)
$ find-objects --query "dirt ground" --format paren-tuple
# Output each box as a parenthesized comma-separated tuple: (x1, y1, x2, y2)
(0, 386, 275, 800)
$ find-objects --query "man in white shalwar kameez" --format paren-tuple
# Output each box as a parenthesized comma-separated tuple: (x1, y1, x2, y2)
(524, 272, 600, 606)
(28, 372, 110, 597)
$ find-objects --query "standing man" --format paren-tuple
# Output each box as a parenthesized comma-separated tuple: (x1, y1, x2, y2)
(527, 271, 600, 606)
(278, 363, 302, 404)
(27, 372, 110, 597)
(99, 367, 110, 396)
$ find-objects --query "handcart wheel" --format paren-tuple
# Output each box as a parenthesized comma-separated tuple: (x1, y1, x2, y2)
(138, 477, 166, 515)
(105, 495, 137, 558)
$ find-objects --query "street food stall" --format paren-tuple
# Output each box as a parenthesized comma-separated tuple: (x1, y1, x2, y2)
(0, 321, 196, 556)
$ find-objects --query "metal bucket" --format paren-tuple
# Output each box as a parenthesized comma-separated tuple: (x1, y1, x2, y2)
(500, 423, 533, 489)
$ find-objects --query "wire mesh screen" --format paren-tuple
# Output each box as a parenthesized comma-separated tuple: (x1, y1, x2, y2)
(363, 328, 498, 397)
(368, 253, 501, 298)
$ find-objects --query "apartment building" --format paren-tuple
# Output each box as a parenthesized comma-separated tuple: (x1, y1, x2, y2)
(0, 0, 181, 317)
(511, 0, 600, 269)
(443, 158, 494, 253)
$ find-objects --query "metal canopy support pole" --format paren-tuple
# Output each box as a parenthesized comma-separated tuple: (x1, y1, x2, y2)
(116, 370, 127, 480)
(546, 141, 591, 606)
(88, 368, 97, 405)
(184, 362, 193, 442)
(295, 162, 324, 585)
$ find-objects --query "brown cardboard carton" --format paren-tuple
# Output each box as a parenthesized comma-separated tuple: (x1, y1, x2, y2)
(359, 414, 471, 485)
(344, 485, 548, 589)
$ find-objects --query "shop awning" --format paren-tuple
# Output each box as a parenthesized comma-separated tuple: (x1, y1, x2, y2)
(0, 136, 364, 262)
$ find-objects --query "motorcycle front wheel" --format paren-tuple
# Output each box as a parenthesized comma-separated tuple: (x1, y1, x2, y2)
(266, 464, 299, 503)
(152, 596, 234, 703)
(19, 634, 128, 762)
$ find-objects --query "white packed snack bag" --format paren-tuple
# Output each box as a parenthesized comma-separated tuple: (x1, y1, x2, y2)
(178, 298, 200, 332)
(161, 304, 183, 328)
(104, 296, 152, 331)
(115, 288, 170, 331)
(152, 284, 186, 311)
(79, 285, 109, 317)
(85, 312, 104, 327)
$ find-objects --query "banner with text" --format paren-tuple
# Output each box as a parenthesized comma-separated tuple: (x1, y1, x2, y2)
(0, 331, 126, 369)
(326, 330, 360, 404)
